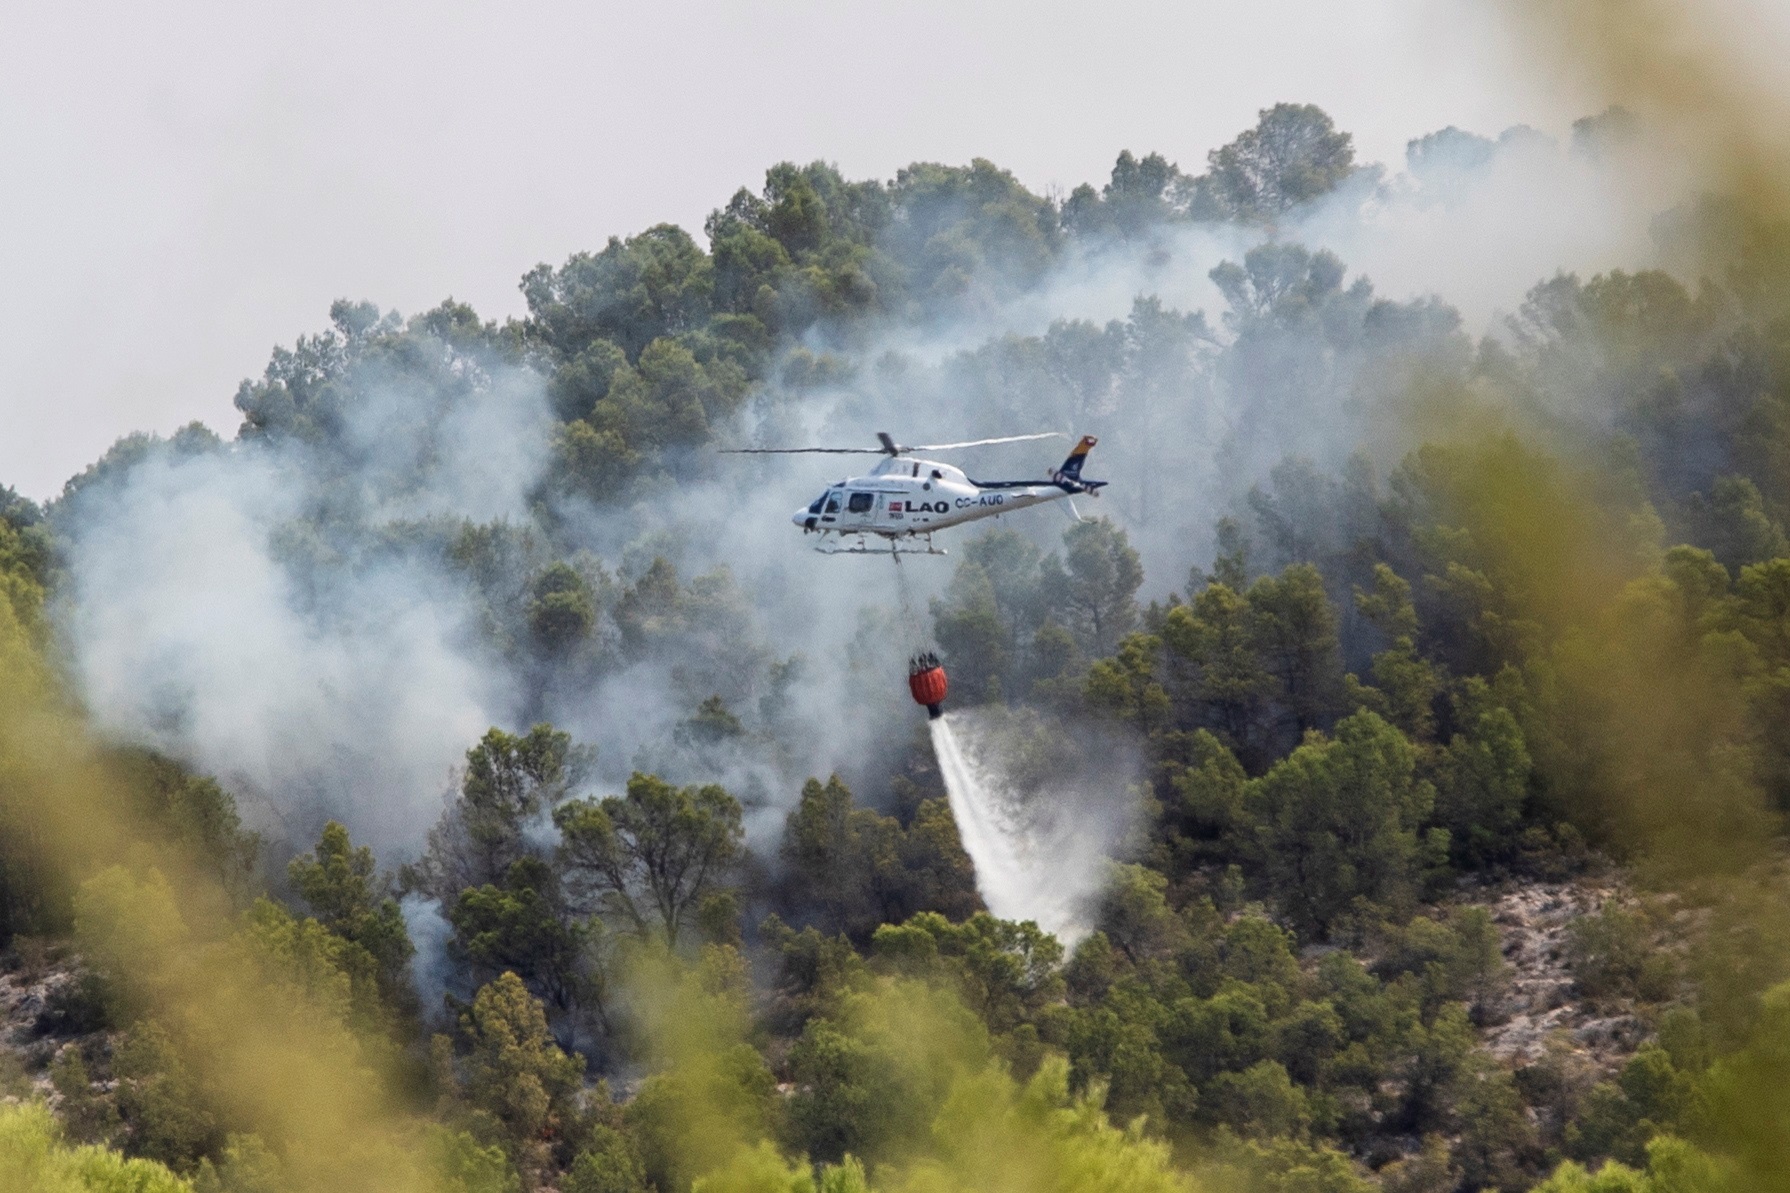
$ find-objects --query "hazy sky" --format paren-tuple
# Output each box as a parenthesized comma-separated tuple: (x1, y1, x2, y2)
(1, 0, 1594, 499)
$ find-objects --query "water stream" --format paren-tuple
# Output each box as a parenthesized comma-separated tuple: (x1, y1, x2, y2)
(929, 711, 1125, 946)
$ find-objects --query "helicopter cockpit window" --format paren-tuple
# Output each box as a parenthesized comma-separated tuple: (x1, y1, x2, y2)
(808, 493, 827, 514)
(823, 490, 842, 514)
(846, 491, 875, 514)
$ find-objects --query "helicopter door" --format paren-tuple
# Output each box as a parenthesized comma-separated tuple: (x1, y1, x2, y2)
(844, 490, 876, 524)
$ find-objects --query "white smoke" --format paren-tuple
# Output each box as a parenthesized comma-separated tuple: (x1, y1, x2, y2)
(59, 351, 548, 853)
(401, 893, 456, 1020)
(1291, 124, 1691, 332)
(48, 108, 1696, 898)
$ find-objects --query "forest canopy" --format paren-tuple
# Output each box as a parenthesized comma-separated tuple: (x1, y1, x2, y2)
(8, 94, 1790, 1193)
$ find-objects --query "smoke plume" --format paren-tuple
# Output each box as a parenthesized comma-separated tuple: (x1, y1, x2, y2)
(46, 100, 1700, 899)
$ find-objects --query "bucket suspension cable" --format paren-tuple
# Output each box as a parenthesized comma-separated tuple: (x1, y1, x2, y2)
(893, 554, 947, 718)
(890, 552, 929, 645)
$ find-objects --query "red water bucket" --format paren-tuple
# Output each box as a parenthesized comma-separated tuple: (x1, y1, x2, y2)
(908, 652, 948, 719)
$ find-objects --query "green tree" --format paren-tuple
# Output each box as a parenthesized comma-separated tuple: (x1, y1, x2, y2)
(1399, 1002, 1475, 1132)
(555, 773, 743, 947)
(563, 1125, 648, 1193)
(675, 696, 746, 753)
(238, 897, 386, 1035)
(884, 159, 1061, 306)
(1435, 692, 1531, 868)
(1084, 632, 1172, 733)
(288, 821, 415, 1002)
(553, 420, 640, 503)
(1195, 1132, 1374, 1193)
(1051, 518, 1144, 658)
(456, 973, 585, 1183)
(1533, 1137, 1727, 1193)
(776, 778, 980, 940)
(1205, 1060, 1312, 1140)
(1247, 563, 1345, 735)
(1062, 150, 1187, 240)
(1688, 474, 1788, 575)
(450, 858, 585, 1014)
(778, 776, 885, 940)
(1220, 915, 1304, 1001)
(705, 160, 888, 332)
(1161, 583, 1270, 752)
(1351, 564, 1444, 741)
(522, 225, 714, 358)
(1191, 103, 1357, 224)
(783, 1017, 897, 1164)
(595, 338, 746, 453)
(1159, 729, 1250, 869)
(526, 563, 596, 658)
(870, 911, 1064, 1036)
(1698, 979, 1790, 1190)
(413, 726, 591, 903)
(548, 340, 629, 423)
(1092, 863, 1187, 965)
(1375, 908, 1509, 1023)
(895, 799, 983, 925)
(967, 530, 1052, 677)
(1566, 1045, 1695, 1168)
(1245, 710, 1439, 937)
(194, 1134, 283, 1193)
(1566, 903, 1670, 1003)
(1451, 1063, 1539, 1190)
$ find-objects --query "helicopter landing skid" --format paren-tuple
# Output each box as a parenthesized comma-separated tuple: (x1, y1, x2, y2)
(816, 533, 947, 556)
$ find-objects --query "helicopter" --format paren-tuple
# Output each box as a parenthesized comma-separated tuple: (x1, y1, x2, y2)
(722, 431, 1106, 554)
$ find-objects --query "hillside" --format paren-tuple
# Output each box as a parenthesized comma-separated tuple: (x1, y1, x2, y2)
(5, 95, 1790, 1193)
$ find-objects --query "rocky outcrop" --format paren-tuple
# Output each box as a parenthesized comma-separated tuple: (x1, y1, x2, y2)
(1480, 880, 1649, 1073)
(0, 948, 96, 1100)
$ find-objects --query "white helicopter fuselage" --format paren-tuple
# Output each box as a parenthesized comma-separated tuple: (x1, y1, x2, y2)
(790, 455, 1069, 540)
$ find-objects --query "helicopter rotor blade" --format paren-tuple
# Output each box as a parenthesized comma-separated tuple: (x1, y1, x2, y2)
(717, 447, 884, 454)
(901, 432, 1068, 453)
(720, 431, 1068, 456)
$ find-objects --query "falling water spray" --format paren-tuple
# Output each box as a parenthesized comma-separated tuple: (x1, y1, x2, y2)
(927, 707, 1140, 947)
